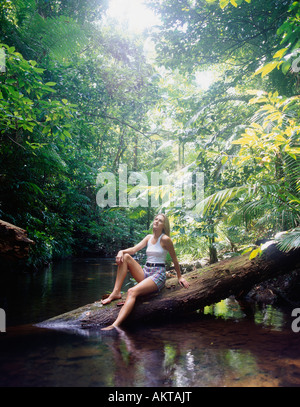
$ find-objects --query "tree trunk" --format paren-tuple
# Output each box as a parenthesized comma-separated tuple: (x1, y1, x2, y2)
(38, 243, 300, 330)
(0, 220, 34, 266)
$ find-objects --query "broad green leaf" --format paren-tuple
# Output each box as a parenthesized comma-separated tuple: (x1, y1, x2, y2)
(63, 130, 71, 138)
(34, 68, 44, 74)
(284, 145, 300, 159)
(249, 247, 261, 260)
(221, 155, 228, 165)
(250, 122, 263, 131)
(255, 61, 279, 77)
(273, 48, 288, 59)
(274, 134, 287, 142)
(241, 247, 253, 255)
(249, 96, 269, 104)
(281, 60, 291, 75)
(220, 0, 229, 9)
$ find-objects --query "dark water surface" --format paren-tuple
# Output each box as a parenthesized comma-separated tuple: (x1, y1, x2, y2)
(0, 258, 300, 387)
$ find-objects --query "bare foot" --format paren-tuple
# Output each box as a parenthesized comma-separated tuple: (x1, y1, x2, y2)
(101, 324, 117, 331)
(101, 292, 122, 305)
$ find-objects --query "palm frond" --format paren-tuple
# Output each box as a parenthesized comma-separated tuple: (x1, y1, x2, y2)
(20, 14, 90, 61)
(275, 228, 300, 252)
(195, 185, 249, 215)
(196, 180, 299, 234)
(284, 154, 300, 194)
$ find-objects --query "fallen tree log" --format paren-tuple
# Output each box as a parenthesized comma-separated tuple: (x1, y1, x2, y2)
(38, 242, 300, 330)
(0, 220, 34, 266)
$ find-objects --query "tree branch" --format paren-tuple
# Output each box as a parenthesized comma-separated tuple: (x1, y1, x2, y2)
(87, 111, 153, 142)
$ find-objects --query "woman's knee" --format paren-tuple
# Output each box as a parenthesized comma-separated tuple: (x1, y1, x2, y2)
(123, 253, 132, 262)
(127, 287, 137, 299)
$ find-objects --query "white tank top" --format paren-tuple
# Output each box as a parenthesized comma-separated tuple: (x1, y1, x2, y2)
(146, 233, 168, 264)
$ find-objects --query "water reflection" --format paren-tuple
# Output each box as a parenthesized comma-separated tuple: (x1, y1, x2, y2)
(93, 313, 300, 387)
(203, 297, 287, 330)
(1, 305, 300, 387)
(1, 258, 300, 387)
(0, 258, 131, 327)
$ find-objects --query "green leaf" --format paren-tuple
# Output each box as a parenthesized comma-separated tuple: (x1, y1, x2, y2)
(221, 155, 228, 165)
(276, 228, 300, 252)
(45, 82, 57, 86)
(220, 0, 229, 9)
(63, 130, 71, 138)
(273, 48, 288, 59)
(281, 60, 291, 75)
(241, 247, 253, 255)
(255, 61, 279, 77)
(249, 247, 261, 260)
(34, 68, 44, 74)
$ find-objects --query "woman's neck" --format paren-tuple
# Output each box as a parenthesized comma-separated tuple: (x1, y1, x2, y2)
(153, 230, 163, 238)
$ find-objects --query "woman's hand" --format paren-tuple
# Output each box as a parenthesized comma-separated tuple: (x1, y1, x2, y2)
(116, 251, 124, 265)
(178, 276, 189, 289)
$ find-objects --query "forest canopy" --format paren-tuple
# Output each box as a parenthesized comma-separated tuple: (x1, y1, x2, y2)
(0, 0, 299, 269)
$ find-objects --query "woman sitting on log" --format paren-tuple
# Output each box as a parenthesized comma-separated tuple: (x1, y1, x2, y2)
(101, 213, 189, 331)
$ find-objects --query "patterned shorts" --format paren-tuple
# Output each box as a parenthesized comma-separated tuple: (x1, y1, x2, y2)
(143, 265, 166, 291)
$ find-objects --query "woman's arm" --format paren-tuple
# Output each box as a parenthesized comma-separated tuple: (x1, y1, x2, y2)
(162, 236, 190, 288)
(116, 235, 151, 264)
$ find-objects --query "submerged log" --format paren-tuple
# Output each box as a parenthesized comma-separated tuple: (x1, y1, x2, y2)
(0, 220, 34, 266)
(38, 242, 300, 330)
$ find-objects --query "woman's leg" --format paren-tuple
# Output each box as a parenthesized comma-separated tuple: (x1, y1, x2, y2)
(101, 277, 157, 330)
(101, 254, 145, 305)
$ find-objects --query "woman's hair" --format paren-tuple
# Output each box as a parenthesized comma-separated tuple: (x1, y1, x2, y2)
(154, 213, 170, 237)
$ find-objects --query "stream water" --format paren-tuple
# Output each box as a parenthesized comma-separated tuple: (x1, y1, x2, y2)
(0, 257, 300, 387)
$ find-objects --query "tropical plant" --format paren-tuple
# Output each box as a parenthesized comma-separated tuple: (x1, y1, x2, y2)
(275, 227, 300, 252)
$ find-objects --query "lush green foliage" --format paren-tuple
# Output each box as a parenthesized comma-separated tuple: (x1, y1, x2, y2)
(0, 0, 299, 268)
(145, 0, 299, 260)
(0, 0, 158, 268)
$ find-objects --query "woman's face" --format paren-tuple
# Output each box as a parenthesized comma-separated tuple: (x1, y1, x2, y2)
(153, 215, 165, 233)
